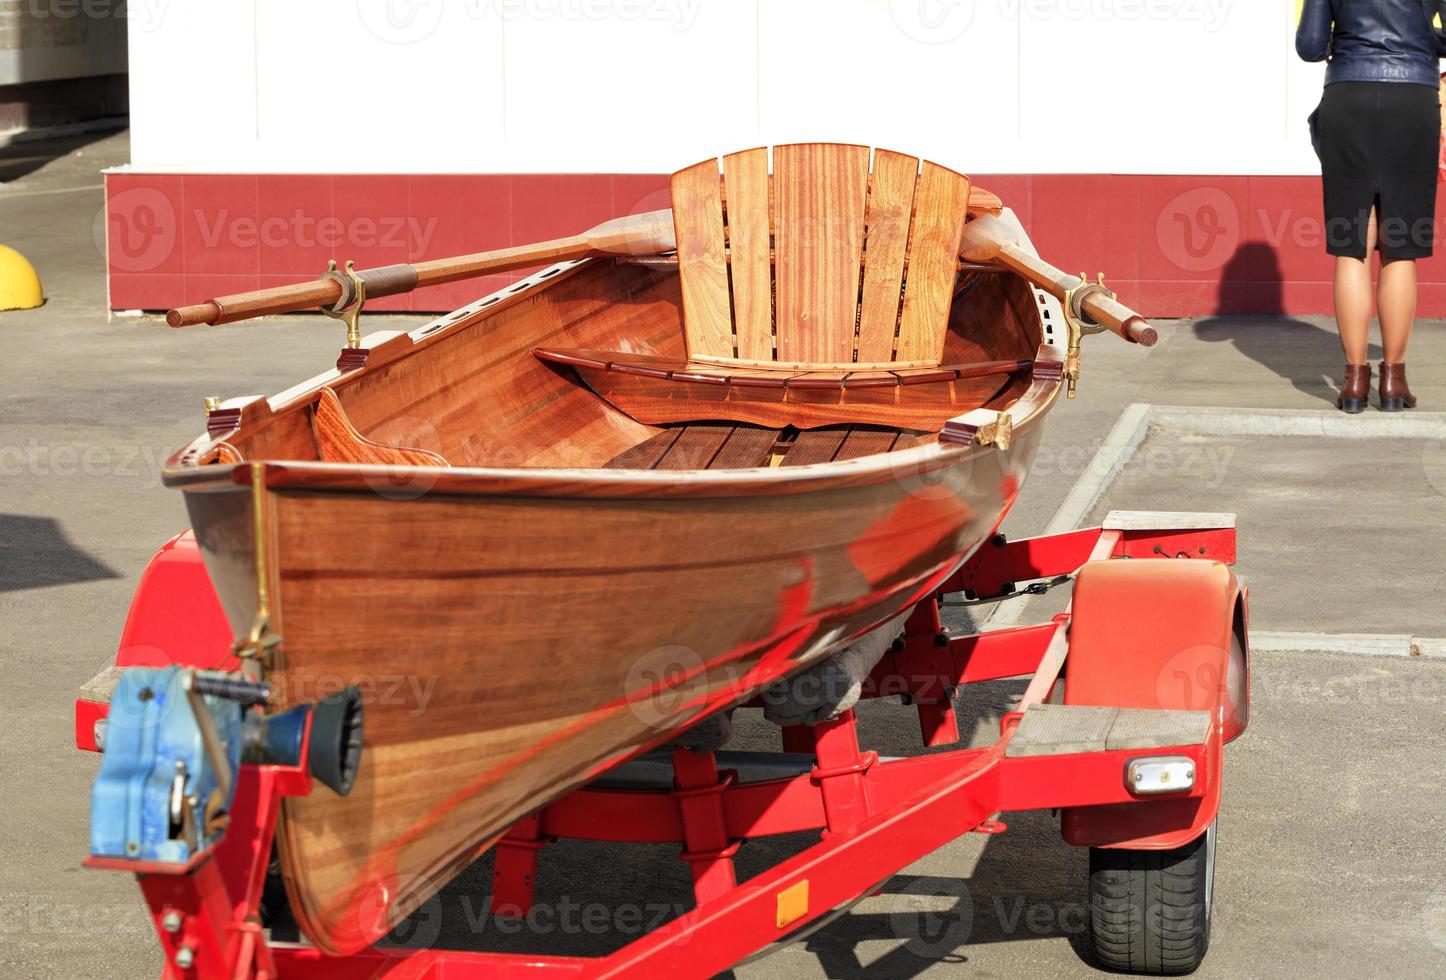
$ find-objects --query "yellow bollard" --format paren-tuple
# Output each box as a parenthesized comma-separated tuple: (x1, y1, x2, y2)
(0, 244, 44, 311)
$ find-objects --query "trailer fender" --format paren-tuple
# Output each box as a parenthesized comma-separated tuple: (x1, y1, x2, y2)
(74, 531, 234, 751)
(1060, 558, 1250, 849)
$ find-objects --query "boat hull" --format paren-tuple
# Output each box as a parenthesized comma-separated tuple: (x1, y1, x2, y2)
(182, 421, 1042, 953)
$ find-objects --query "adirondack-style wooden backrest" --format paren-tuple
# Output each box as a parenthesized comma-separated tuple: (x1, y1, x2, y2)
(670, 144, 973, 369)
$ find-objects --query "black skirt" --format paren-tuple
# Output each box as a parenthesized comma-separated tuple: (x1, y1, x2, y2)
(1316, 81, 1441, 259)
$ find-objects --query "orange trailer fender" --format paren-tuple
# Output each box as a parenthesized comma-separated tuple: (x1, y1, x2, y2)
(1060, 558, 1250, 849)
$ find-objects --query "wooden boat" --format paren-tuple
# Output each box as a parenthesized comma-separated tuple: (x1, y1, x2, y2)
(161, 144, 1156, 954)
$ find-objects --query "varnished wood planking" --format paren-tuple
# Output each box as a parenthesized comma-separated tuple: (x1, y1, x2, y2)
(708, 425, 778, 469)
(652, 424, 732, 470)
(266, 426, 1035, 950)
(772, 144, 870, 364)
(160, 150, 1072, 956)
(895, 163, 973, 363)
(564, 364, 1024, 431)
(671, 159, 735, 358)
(722, 148, 774, 361)
(856, 150, 919, 362)
(605, 427, 681, 470)
(312, 389, 450, 467)
(834, 427, 901, 461)
(781, 429, 849, 466)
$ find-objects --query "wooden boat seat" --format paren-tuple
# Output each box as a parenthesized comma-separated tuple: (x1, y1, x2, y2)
(536, 346, 1029, 430)
(605, 422, 921, 471)
(537, 144, 1013, 430)
(535, 348, 1030, 390)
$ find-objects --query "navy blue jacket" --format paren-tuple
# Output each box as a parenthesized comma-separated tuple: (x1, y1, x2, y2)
(1296, 0, 1446, 87)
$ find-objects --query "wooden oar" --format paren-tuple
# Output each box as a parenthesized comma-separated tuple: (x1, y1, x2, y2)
(960, 214, 1158, 347)
(166, 210, 678, 328)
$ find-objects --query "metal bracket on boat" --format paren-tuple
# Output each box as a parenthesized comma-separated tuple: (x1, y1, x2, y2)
(973, 411, 1014, 450)
(321, 259, 370, 372)
(1061, 273, 1115, 399)
(231, 611, 282, 673)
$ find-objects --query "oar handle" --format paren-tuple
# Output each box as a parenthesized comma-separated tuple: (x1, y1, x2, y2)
(960, 215, 1158, 348)
(166, 209, 677, 328)
(167, 264, 418, 328)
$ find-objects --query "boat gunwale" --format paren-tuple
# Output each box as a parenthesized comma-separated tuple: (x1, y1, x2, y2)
(162, 207, 1066, 501)
(161, 372, 1059, 500)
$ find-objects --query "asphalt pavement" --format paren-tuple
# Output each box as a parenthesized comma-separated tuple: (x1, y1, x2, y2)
(2, 130, 1444, 979)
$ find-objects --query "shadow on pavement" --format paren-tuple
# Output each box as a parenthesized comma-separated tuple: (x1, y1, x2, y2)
(0, 124, 127, 184)
(0, 514, 119, 591)
(1194, 242, 1379, 408)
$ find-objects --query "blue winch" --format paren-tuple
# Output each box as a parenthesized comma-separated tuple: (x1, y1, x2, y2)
(90, 665, 363, 865)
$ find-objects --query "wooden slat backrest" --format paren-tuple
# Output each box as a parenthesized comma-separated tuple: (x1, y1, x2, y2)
(721, 147, 773, 361)
(668, 144, 973, 368)
(671, 158, 734, 358)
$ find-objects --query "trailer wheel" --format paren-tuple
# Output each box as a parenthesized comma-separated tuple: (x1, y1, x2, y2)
(1087, 821, 1215, 975)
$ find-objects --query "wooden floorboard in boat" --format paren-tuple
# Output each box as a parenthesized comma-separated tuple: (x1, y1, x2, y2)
(607, 423, 914, 470)
(834, 427, 901, 461)
(710, 426, 780, 469)
(651, 424, 733, 470)
(780, 428, 850, 466)
(604, 427, 682, 470)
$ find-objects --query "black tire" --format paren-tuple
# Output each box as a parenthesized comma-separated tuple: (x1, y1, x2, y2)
(1087, 821, 1215, 975)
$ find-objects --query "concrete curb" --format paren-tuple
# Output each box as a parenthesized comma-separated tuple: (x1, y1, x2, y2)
(1149, 405, 1446, 440)
(1250, 631, 1446, 660)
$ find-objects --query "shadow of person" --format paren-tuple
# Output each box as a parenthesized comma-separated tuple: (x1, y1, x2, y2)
(1193, 242, 1381, 407)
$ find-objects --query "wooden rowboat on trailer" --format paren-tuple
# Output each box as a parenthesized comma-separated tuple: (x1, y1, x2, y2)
(162, 144, 1157, 955)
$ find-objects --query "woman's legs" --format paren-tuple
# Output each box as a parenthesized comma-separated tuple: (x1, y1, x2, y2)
(1377, 256, 1416, 362)
(1332, 206, 1377, 364)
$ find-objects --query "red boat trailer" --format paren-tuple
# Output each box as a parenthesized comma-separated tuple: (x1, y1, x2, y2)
(76, 511, 1249, 978)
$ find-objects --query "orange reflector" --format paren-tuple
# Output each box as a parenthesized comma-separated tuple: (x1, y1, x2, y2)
(775, 879, 809, 929)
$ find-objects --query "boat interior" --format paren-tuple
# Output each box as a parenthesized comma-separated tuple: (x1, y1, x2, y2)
(194, 145, 1048, 477)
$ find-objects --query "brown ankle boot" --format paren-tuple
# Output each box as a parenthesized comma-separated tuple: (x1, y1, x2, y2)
(1338, 363, 1370, 414)
(1379, 362, 1417, 412)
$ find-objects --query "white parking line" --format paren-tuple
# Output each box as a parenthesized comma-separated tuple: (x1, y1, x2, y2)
(984, 403, 1446, 640)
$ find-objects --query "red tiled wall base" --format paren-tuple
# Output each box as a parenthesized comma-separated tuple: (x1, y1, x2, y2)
(104, 171, 1446, 318)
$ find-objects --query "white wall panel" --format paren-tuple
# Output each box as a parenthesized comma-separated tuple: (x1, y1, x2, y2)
(127, 0, 258, 168)
(758, 0, 1021, 172)
(253, 1, 506, 172)
(126, 0, 1333, 175)
(502, 0, 757, 171)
